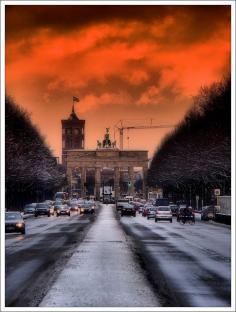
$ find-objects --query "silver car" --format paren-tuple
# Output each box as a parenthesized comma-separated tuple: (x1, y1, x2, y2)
(24, 203, 37, 214)
(155, 206, 173, 223)
(147, 206, 157, 219)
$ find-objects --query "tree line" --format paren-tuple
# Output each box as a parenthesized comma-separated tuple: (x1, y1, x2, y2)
(148, 77, 231, 206)
(5, 96, 67, 209)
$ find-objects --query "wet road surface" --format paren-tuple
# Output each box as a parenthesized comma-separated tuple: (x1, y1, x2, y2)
(5, 210, 96, 307)
(40, 204, 160, 307)
(5, 203, 231, 308)
(120, 212, 231, 307)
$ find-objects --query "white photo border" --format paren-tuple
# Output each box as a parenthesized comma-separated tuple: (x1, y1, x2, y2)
(0, 1, 235, 311)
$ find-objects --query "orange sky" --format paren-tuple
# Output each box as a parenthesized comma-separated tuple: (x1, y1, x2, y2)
(5, 5, 231, 160)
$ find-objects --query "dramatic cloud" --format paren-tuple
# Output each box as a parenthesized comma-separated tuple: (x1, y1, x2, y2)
(5, 5, 231, 158)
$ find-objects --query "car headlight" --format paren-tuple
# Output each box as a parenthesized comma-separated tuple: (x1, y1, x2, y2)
(16, 222, 24, 228)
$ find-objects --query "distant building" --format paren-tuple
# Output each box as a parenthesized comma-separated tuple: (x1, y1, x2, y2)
(61, 105, 85, 164)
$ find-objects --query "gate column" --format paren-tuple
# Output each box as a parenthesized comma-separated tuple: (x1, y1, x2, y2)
(128, 166, 135, 195)
(114, 167, 120, 199)
(142, 165, 148, 199)
(81, 167, 86, 198)
(95, 167, 101, 200)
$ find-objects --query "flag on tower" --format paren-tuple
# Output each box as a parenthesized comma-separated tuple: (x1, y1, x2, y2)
(73, 96, 80, 102)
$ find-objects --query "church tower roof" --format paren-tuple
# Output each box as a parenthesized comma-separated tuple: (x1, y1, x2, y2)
(69, 102, 79, 120)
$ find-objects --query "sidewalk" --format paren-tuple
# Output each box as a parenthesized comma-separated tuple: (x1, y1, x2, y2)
(40, 204, 160, 307)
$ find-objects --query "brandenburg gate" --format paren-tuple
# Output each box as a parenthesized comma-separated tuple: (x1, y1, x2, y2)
(61, 108, 148, 199)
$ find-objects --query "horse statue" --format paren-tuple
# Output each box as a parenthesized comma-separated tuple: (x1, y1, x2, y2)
(102, 128, 112, 148)
(97, 140, 102, 149)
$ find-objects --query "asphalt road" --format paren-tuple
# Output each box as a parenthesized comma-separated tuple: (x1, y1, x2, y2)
(5, 210, 97, 307)
(5, 204, 231, 308)
(120, 212, 231, 307)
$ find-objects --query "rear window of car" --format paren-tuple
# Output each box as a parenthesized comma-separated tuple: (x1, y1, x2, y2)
(36, 204, 48, 208)
(158, 207, 171, 211)
(25, 204, 34, 208)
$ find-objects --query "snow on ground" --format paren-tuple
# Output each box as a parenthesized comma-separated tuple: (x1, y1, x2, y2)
(121, 213, 231, 307)
(40, 204, 160, 307)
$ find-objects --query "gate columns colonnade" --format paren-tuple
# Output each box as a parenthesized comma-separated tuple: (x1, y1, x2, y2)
(62, 149, 148, 199)
(95, 167, 101, 200)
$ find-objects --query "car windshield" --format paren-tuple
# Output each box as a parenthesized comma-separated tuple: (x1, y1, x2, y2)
(25, 204, 34, 208)
(158, 207, 170, 211)
(6, 212, 22, 220)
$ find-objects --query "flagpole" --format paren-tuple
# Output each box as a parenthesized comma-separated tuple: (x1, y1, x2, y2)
(72, 97, 75, 114)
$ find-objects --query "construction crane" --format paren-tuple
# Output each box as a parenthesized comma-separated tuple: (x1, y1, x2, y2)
(114, 119, 175, 150)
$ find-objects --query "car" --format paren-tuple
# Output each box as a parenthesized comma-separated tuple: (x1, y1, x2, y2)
(44, 200, 54, 206)
(24, 203, 37, 214)
(155, 206, 172, 223)
(142, 207, 149, 217)
(147, 206, 157, 219)
(69, 202, 79, 211)
(35, 203, 54, 217)
(155, 198, 169, 207)
(169, 204, 178, 216)
(116, 199, 130, 211)
(54, 191, 69, 201)
(138, 205, 144, 214)
(5, 211, 25, 234)
(120, 203, 136, 217)
(55, 204, 70, 217)
(200, 205, 216, 220)
(82, 202, 95, 214)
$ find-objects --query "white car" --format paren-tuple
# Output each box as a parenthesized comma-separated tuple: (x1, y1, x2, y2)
(155, 206, 172, 223)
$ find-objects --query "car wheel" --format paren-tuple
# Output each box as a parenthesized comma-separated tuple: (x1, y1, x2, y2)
(155, 218, 158, 222)
(133, 213, 136, 217)
(35, 214, 38, 217)
(21, 229, 25, 234)
(170, 219, 172, 223)
(48, 213, 50, 217)
(57, 213, 59, 217)
(68, 212, 70, 216)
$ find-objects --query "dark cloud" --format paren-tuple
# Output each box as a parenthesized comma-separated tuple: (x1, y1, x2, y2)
(6, 5, 230, 44)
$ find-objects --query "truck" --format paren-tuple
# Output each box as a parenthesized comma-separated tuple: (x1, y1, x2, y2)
(215, 196, 231, 224)
(100, 186, 115, 203)
(155, 197, 169, 207)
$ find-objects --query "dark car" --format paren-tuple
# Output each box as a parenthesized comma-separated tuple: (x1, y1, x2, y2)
(116, 199, 129, 211)
(169, 204, 178, 216)
(5, 212, 25, 234)
(120, 203, 136, 217)
(35, 203, 54, 217)
(24, 203, 37, 214)
(200, 205, 216, 221)
(55, 204, 70, 217)
(82, 202, 95, 214)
